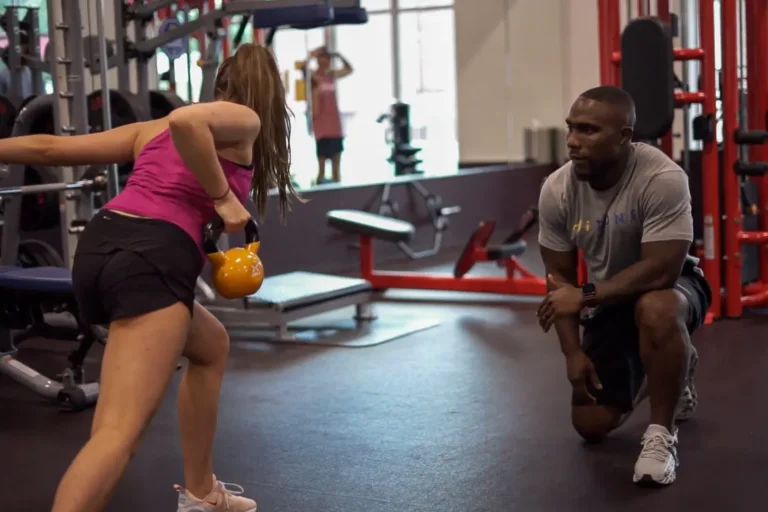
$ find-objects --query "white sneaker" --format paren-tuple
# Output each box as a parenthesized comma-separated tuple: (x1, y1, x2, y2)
(175, 475, 257, 512)
(633, 424, 679, 486)
(675, 345, 699, 422)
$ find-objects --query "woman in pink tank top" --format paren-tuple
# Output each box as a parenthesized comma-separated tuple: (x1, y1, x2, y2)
(0, 43, 296, 512)
(308, 46, 353, 184)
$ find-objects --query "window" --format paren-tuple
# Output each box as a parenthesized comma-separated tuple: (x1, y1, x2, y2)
(398, 0, 453, 9)
(0, 0, 48, 33)
(333, 13, 395, 185)
(155, 36, 202, 103)
(361, 0, 391, 10)
(398, 8, 457, 176)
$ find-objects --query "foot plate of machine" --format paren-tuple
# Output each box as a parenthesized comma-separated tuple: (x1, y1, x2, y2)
(226, 315, 440, 348)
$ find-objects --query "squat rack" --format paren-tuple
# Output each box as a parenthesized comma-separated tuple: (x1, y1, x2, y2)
(1, 0, 367, 272)
(596, 0, 719, 318)
(597, 0, 768, 320)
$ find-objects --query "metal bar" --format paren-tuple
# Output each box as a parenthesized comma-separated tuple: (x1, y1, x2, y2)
(741, 288, 768, 307)
(675, 91, 707, 105)
(114, 0, 130, 87)
(598, 0, 617, 85)
(135, 14, 151, 115)
(738, 230, 768, 243)
(133, 12, 213, 54)
(746, 0, 768, 291)
(67, 6, 89, 138)
(657, 0, 673, 157)
(135, 0, 331, 56)
(392, 0, 401, 101)
(0, 180, 100, 197)
(699, 0, 721, 319)
(226, 0, 327, 11)
(26, 8, 44, 96)
(95, 0, 119, 200)
(657, 0, 669, 19)
(6, 7, 23, 106)
(722, 0, 742, 318)
(129, 0, 178, 20)
(680, 0, 692, 171)
(611, 47, 706, 63)
(638, 0, 651, 17)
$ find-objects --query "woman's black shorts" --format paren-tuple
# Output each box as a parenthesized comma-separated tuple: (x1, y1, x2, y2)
(72, 209, 203, 326)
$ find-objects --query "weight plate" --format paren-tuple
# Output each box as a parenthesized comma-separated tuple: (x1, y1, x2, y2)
(88, 89, 150, 186)
(18, 94, 37, 112)
(17, 238, 65, 268)
(20, 165, 60, 231)
(0, 95, 18, 139)
(149, 90, 186, 120)
(453, 221, 496, 279)
(25, 97, 55, 136)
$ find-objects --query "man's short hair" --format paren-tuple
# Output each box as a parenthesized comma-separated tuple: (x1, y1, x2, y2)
(579, 86, 637, 127)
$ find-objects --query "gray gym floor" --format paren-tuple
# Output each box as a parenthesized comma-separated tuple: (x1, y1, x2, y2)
(1, 247, 766, 511)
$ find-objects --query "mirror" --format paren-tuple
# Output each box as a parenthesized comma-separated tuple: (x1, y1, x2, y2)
(152, 1, 458, 191)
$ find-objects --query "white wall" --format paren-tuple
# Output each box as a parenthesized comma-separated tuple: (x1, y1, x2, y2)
(455, 0, 578, 163)
(455, 0, 691, 163)
(454, 0, 510, 163)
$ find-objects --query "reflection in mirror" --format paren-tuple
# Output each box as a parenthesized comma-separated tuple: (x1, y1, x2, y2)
(271, 28, 325, 189)
(152, 1, 457, 191)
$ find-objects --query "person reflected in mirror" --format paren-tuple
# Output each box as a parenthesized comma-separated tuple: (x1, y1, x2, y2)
(309, 46, 353, 185)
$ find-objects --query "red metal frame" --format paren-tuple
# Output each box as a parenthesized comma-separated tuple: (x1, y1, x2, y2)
(721, 0, 768, 316)
(698, 0, 721, 319)
(721, 0, 742, 317)
(356, 236, 546, 295)
(598, 0, 720, 320)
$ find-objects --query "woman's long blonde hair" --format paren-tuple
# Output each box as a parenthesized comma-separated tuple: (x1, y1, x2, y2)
(213, 43, 298, 222)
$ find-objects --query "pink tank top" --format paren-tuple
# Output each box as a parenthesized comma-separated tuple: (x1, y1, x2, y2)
(312, 70, 343, 139)
(104, 129, 254, 255)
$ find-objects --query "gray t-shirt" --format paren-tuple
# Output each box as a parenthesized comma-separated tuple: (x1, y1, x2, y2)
(538, 142, 696, 282)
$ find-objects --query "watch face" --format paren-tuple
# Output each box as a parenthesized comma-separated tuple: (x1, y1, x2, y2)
(583, 283, 596, 295)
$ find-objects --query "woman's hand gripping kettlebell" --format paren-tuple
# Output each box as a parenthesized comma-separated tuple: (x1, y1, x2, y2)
(204, 215, 265, 300)
(213, 188, 251, 233)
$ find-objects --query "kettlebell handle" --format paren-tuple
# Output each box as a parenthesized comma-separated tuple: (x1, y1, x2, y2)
(203, 217, 260, 255)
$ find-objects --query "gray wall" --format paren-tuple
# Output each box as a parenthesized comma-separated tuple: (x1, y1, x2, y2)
(250, 164, 553, 276)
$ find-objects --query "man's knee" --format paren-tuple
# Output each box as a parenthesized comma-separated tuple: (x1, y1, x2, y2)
(571, 405, 624, 442)
(634, 289, 688, 338)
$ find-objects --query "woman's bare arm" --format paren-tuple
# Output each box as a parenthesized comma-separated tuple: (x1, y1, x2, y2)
(0, 122, 146, 166)
(168, 100, 261, 200)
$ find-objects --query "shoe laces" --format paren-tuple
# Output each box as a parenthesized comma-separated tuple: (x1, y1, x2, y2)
(213, 480, 246, 509)
(640, 431, 677, 462)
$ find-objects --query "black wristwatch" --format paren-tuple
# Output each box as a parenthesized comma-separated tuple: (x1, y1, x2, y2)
(582, 283, 597, 306)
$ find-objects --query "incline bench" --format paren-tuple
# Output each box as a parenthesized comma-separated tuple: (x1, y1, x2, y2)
(0, 265, 100, 411)
(326, 209, 547, 296)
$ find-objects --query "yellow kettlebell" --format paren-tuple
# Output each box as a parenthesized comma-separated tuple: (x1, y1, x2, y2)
(204, 217, 265, 300)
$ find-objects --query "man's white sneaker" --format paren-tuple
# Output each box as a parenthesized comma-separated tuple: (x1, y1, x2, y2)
(633, 424, 679, 486)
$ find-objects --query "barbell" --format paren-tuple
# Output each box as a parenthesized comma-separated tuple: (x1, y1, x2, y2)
(7, 89, 186, 231)
(0, 171, 107, 198)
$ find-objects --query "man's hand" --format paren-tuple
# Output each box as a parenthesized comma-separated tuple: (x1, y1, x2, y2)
(566, 351, 603, 405)
(537, 274, 583, 332)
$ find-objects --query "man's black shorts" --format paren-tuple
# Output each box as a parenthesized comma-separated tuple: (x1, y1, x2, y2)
(574, 262, 712, 412)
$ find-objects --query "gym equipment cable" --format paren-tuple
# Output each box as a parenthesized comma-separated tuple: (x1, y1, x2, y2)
(377, 181, 461, 260)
